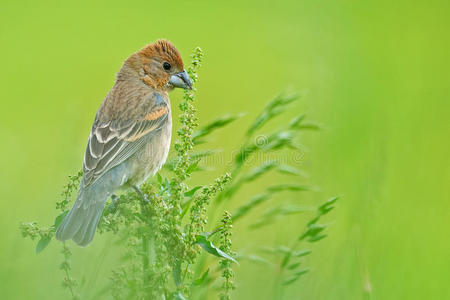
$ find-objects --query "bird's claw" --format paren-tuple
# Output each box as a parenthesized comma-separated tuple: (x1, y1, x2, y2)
(111, 194, 119, 204)
(133, 185, 150, 204)
(142, 194, 150, 204)
(106, 194, 120, 213)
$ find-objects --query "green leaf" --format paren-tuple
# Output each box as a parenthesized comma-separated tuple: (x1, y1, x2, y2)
(238, 254, 271, 265)
(163, 158, 176, 171)
(192, 268, 209, 286)
(262, 131, 295, 151)
(308, 234, 327, 242)
(249, 205, 308, 229)
(181, 186, 204, 219)
(173, 262, 182, 287)
(264, 205, 308, 218)
(190, 150, 220, 161)
(234, 144, 258, 167)
(293, 250, 311, 257)
(277, 165, 308, 177)
(282, 269, 309, 285)
(220, 162, 285, 204)
(242, 162, 278, 182)
(299, 224, 327, 241)
(283, 277, 299, 285)
(318, 196, 338, 216)
(156, 173, 163, 184)
(180, 202, 192, 220)
(247, 94, 299, 137)
(294, 269, 310, 276)
(260, 245, 291, 256)
(288, 262, 301, 270)
(289, 114, 322, 131)
(295, 122, 321, 130)
(267, 184, 310, 193)
(53, 211, 68, 229)
(249, 219, 276, 229)
(186, 159, 201, 174)
(193, 113, 245, 144)
(281, 253, 292, 268)
(195, 235, 237, 264)
(173, 292, 187, 300)
(232, 194, 271, 222)
(36, 236, 51, 254)
(184, 186, 202, 198)
(289, 114, 306, 129)
(199, 231, 212, 239)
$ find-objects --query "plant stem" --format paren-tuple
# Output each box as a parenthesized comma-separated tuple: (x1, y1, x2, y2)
(62, 242, 76, 299)
(142, 232, 150, 294)
(135, 186, 152, 297)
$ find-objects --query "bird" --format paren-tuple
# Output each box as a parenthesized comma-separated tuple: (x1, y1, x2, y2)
(56, 39, 192, 246)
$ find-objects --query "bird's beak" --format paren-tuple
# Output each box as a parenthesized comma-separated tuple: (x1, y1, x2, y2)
(169, 70, 192, 90)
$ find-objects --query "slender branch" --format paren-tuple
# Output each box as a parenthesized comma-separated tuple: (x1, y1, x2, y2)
(134, 185, 152, 296)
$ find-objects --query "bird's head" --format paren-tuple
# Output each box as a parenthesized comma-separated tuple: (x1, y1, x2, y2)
(124, 39, 192, 91)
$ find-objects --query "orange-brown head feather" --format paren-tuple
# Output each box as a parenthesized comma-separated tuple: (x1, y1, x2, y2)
(120, 39, 185, 90)
(139, 39, 184, 71)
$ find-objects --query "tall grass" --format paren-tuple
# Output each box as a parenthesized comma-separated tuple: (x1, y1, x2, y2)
(20, 47, 337, 300)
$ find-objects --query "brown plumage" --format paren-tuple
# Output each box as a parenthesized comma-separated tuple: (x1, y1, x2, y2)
(139, 39, 184, 70)
(56, 39, 192, 246)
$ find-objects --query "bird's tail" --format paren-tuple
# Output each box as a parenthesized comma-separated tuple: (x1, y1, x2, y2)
(55, 186, 107, 247)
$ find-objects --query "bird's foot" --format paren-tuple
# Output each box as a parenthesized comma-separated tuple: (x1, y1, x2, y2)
(105, 194, 120, 213)
(133, 185, 150, 204)
(111, 194, 119, 204)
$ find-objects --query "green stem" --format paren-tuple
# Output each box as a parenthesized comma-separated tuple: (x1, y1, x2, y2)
(142, 232, 150, 294)
(62, 242, 76, 299)
(136, 187, 152, 296)
(272, 238, 301, 300)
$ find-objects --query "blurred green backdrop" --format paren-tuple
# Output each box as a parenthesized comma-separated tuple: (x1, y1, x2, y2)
(1, 0, 449, 299)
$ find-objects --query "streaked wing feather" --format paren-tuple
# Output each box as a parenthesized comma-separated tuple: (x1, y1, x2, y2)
(82, 94, 168, 187)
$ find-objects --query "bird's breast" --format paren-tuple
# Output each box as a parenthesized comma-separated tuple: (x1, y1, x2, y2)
(127, 116, 172, 186)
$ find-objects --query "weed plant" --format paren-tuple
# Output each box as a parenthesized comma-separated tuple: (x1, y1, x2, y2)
(21, 47, 337, 300)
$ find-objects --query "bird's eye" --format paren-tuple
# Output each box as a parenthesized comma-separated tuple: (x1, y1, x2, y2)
(163, 62, 171, 71)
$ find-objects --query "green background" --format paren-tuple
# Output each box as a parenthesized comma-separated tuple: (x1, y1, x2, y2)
(1, 0, 449, 299)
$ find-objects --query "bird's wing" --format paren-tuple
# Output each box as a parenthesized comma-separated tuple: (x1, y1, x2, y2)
(82, 93, 169, 187)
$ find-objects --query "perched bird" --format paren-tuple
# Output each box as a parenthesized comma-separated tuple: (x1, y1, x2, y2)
(56, 40, 192, 246)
